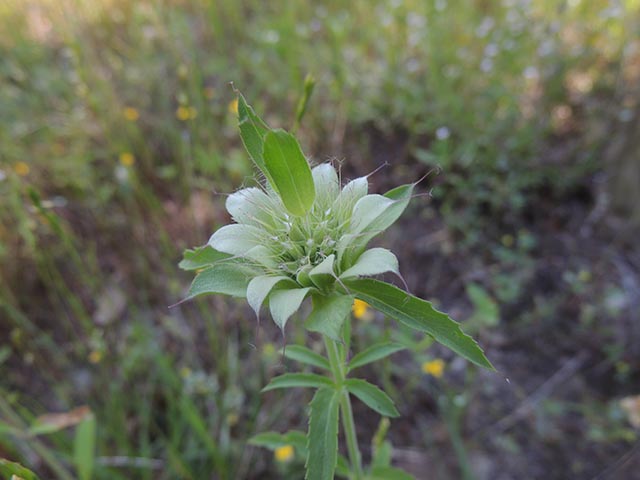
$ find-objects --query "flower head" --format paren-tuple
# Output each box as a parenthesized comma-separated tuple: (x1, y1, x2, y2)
(123, 107, 139, 122)
(422, 359, 445, 378)
(13, 162, 30, 176)
(274, 445, 295, 463)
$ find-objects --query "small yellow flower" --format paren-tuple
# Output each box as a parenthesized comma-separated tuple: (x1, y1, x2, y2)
(274, 445, 294, 463)
(119, 152, 135, 167)
(13, 162, 30, 176)
(228, 98, 239, 115)
(501, 234, 514, 248)
(176, 106, 197, 121)
(88, 350, 103, 364)
(180, 366, 192, 378)
(263, 342, 276, 357)
(352, 299, 369, 320)
(226, 412, 239, 427)
(123, 107, 139, 121)
(204, 86, 215, 99)
(422, 359, 445, 378)
(577, 269, 591, 283)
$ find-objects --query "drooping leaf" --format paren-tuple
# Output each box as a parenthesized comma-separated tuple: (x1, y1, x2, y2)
(0, 459, 40, 480)
(262, 129, 315, 216)
(308, 254, 336, 289)
(343, 278, 494, 370)
(208, 224, 266, 256)
(261, 373, 334, 392)
(347, 342, 406, 372)
(179, 246, 231, 271)
(186, 263, 254, 299)
(340, 248, 400, 279)
(282, 345, 330, 370)
(246, 275, 295, 318)
(268, 287, 312, 330)
(237, 94, 273, 183)
(345, 379, 399, 418)
(304, 293, 353, 341)
(73, 413, 96, 480)
(306, 388, 340, 480)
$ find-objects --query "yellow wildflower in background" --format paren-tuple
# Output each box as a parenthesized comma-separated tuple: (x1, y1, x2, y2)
(422, 359, 445, 378)
(13, 162, 30, 176)
(352, 299, 369, 319)
(274, 445, 294, 463)
(123, 107, 139, 122)
(226, 412, 239, 427)
(88, 350, 103, 364)
(228, 98, 239, 115)
(119, 152, 135, 167)
(177, 106, 198, 121)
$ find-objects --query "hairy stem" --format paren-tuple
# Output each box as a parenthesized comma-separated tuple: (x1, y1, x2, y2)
(324, 336, 364, 479)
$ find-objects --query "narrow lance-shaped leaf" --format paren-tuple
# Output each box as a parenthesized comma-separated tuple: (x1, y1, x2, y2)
(263, 129, 316, 217)
(345, 379, 399, 418)
(237, 93, 273, 184)
(281, 345, 331, 371)
(74, 413, 96, 480)
(343, 278, 494, 370)
(348, 342, 406, 372)
(306, 388, 340, 480)
(261, 373, 334, 392)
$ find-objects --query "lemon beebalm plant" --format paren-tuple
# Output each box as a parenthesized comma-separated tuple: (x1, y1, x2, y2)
(179, 93, 494, 480)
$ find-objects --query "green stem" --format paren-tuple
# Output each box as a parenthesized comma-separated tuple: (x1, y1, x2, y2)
(324, 336, 364, 480)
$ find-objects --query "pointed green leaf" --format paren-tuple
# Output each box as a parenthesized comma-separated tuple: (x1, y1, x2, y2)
(343, 278, 494, 370)
(0, 459, 40, 480)
(179, 246, 230, 271)
(263, 129, 315, 216)
(309, 254, 336, 289)
(247, 275, 295, 318)
(305, 293, 353, 341)
(269, 287, 312, 330)
(345, 379, 399, 418)
(282, 345, 330, 370)
(348, 342, 406, 372)
(369, 466, 416, 480)
(186, 263, 254, 299)
(237, 94, 273, 183)
(336, 176, 368, 212)
(306, 388, 340, 480)
(340, 248, 400, 279)
(262, 373, 334, 392)
(74, 413, 96, 480)
(208, 224, 266, 256)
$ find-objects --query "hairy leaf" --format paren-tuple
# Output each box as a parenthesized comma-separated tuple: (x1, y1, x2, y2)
(340, 248, 400, 279)
(186, 263, 254, 299)
(247, 275, 295, 318)
(269, 287, 312, 330)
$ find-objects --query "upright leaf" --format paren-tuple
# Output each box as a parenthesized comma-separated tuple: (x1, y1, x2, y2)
(343, 278, 494, 370)
(340, 248, 400, 279)
(237, 94, 272, 183)
(262, 129, 316, 216)
(74, 413, 96, 480)
(306, 388, 340, 480)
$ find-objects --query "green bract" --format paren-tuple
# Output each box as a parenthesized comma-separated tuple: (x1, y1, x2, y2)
(180, 93, 494, 480)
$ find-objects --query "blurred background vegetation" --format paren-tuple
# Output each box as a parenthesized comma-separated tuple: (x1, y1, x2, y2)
(1, 0, 640, 478)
